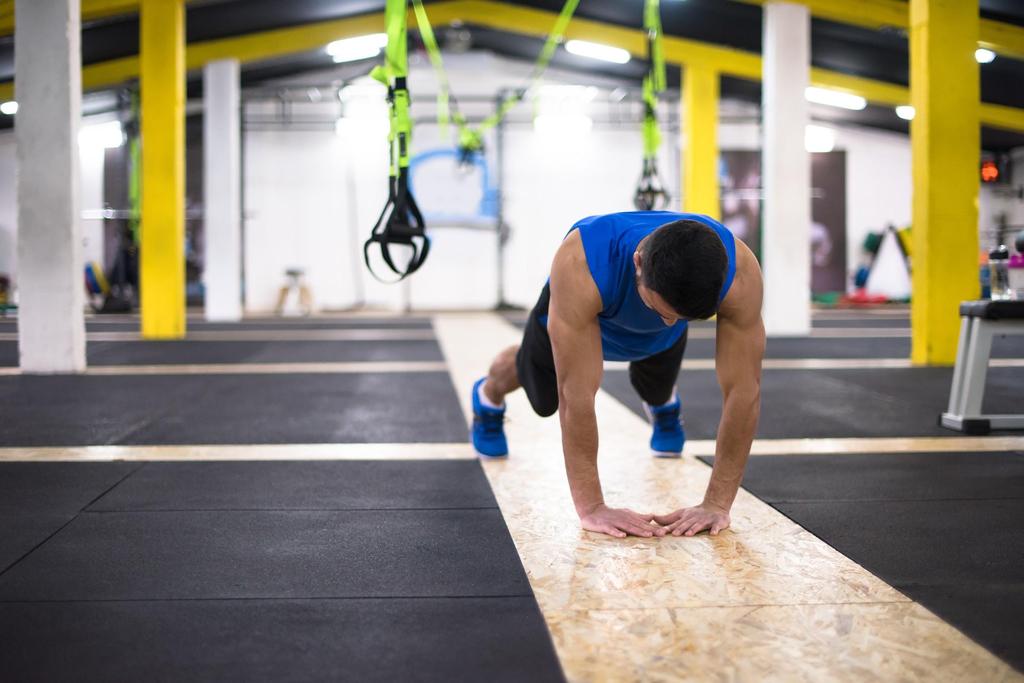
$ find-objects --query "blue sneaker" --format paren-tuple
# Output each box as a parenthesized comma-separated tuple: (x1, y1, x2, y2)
(471, 378, 508, 458)
(643, 398, 685, 458)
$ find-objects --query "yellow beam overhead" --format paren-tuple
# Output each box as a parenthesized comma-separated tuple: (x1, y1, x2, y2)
(443, 1, 764, 79)
(733, 0, 904, 31)
(734, 0, 1024, 61)
(184, 9, 387, 70)
(1, 0, 1022, 133)
(979, 17, 1024, 62)
(808, 68, 908, 107)
(910, 0, 980, 366)
(1, 0, 164, 36)
(980, 102, 1024, 133)
(81, 0, 143, 22)
(140, 0, 186, 339)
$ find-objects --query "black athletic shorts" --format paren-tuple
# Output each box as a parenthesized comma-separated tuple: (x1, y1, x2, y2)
(515, 283, 688, 417)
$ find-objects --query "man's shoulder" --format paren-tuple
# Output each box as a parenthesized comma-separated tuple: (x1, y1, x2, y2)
(551, 233, 602, 315)
(554, 230, 588, 270)
(718, 239, 763, 322)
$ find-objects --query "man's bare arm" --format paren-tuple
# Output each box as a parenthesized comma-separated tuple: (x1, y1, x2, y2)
(705, 243, 765, 514)
(656, 240, 765, 536)
(549, 232, 662, 538)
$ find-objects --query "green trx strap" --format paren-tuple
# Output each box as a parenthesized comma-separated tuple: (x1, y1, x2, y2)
(128, 90, 141, 245)
(365, 0, 430, 282)
(411, 0, 450, 137)
(412, 0, 580, 162)
(635, 0, 670, 211)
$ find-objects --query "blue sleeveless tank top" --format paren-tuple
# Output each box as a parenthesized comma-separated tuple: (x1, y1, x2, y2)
(571, 211, 737, 362)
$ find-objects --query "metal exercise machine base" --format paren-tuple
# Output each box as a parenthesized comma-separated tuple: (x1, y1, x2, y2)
(941, 300, 1024, 434)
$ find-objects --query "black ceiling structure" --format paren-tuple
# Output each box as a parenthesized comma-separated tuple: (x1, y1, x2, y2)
(0, 0, 1022, 147)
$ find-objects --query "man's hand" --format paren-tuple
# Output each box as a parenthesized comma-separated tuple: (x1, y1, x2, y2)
(579, 504, 667, 538)
(654, 503, 731, 537)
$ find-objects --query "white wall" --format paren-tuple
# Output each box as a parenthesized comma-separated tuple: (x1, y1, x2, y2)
(0, 124, 107, 288)
(835, 126, 912, 280)
(239, 74, 920, 310)
(0, 55, 1020, 309)
(79, 132, 106, 268)
(502, 126, 674, 306)
(243, 125, 363, 313)
(241, 55, 675, 312)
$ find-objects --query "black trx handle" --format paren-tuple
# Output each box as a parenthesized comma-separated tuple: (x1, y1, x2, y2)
(364, 167, 431, 282)
(634, 158, 670, 211)
(365, 1, 431, 283)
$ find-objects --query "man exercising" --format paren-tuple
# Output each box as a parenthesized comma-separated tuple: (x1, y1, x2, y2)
(471, 211, 765, 539)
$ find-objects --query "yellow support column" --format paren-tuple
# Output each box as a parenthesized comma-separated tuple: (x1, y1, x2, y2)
(910, 0, 979, 365)
(682, 66, 720, 219)
(140, 0, 185, 338)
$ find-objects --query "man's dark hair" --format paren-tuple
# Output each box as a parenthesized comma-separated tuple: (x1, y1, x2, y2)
(639, 220, 727, 320)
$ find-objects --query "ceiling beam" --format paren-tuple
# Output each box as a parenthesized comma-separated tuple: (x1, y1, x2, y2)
(733, 0, 1024, 61)
(0, 0, 208, 35)
(0, 0, 1021, 133)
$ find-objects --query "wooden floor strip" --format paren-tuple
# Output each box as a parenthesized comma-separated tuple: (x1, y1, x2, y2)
(432, 312, 1019, 682)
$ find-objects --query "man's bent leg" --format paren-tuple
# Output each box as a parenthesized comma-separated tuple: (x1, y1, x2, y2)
(514, 284, 559, 418)
(630, 328, 688, 456)
(470, 285, 558, 457)
(483, 345, 521, 405)
(629, 327, 688, 404)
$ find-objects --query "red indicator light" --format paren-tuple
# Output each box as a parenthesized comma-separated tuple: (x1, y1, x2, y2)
(981, 160, 1000, 183)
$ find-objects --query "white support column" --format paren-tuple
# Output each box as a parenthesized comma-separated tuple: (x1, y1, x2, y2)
(203, 59, 243, 321)
(762, 1, 811, 336)
(15, 0, 86, 372)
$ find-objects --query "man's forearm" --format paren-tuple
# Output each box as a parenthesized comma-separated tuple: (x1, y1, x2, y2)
(704, 389, 760, 510)
(558, 399, 603, 516)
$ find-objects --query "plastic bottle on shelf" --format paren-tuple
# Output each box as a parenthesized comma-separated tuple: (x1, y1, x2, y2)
(1009, 251, 1024, 300)
(989, 245, 1012, 300)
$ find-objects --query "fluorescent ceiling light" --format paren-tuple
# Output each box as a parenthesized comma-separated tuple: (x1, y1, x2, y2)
(804, 86, 866, 111)
(0, 100, 17, 115)
(79, 120, 124, 149)
(975, 48, 996, 64)
(565, 39, 631, 64)
(326, 33, 388, 63)
(895, 105, 915, 121)
(805, 124, 835, 153)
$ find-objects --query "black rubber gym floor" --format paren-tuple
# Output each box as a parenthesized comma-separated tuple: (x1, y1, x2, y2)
(697, 451, 1024, 671)
(0, 317, 435, 331)
(0, 461, 564, 682)
(9, 339, 442, 366)
(604, 366, 1024, 439)
(16, 335, 1015, 366)
(0, 372, 468, 446)
(683, 334, 1023, 359)
(502, 318, 1024, 359)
